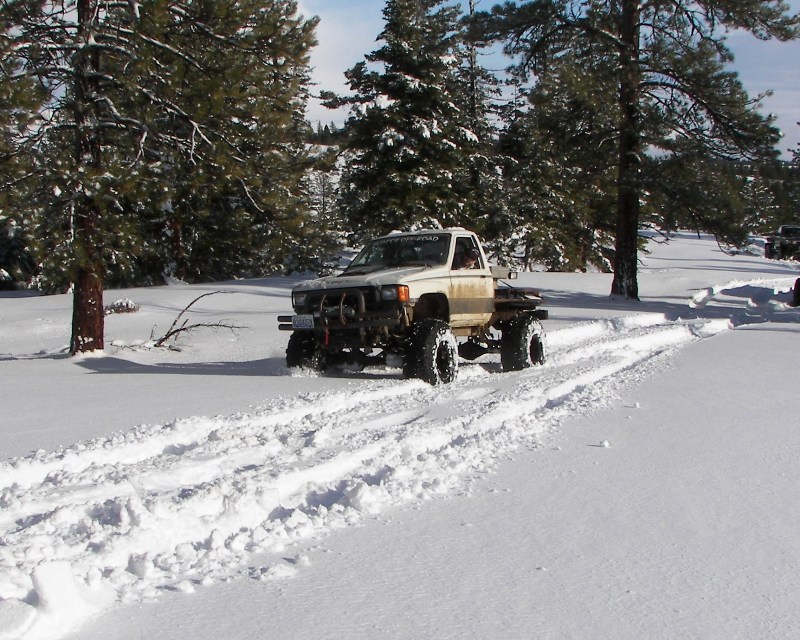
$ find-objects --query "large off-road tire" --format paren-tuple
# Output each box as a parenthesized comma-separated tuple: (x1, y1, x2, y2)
(403, 318, 459, 385)
(286, 331, 325, 371)
(501, 312, 546, 372)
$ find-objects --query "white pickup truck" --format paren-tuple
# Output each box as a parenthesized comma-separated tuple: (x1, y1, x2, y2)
(278, 229, 547, 384)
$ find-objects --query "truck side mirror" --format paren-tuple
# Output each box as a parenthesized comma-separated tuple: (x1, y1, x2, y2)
(490, 266, 518, 279)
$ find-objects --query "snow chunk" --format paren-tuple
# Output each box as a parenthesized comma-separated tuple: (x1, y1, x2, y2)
(11, 562, 113, 640)
(0, 599, 36, 640)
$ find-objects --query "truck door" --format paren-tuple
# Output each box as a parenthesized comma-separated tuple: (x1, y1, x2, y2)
(448, 235, 494, 328)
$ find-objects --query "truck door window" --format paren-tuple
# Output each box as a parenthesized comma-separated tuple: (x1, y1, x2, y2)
(452, 237, 482, 270)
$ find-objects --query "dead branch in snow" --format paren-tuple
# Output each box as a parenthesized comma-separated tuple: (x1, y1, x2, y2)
(152, 291, 246, 348)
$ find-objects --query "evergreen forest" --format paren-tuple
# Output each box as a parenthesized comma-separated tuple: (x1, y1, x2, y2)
(1, 0, 799, 352)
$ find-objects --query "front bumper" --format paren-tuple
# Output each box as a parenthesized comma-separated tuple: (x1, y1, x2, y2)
(278, 287, 409, 332)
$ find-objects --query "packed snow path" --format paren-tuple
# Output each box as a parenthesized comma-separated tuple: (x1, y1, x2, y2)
(0, 313, 730, 639)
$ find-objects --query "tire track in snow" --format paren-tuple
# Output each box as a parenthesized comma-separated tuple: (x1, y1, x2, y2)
(0, 313, 729, 640)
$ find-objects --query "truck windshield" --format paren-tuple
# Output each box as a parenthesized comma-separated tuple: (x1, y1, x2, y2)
(344, 234, 450, 272)
(781, 226, 800, 235)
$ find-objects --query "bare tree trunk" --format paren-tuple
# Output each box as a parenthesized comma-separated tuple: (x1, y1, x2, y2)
(70, 0, 105, 354)
(71, 260, 105, 353)
(611, 0, 641, 300)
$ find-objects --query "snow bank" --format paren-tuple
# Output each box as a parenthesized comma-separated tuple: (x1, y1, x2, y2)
(0, 311, 731, 639)
(3, 231, 799, 639)
(689, 278, 797, 321)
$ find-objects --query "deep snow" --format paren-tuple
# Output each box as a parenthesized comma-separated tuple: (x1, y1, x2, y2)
(1, 233, 799, 640)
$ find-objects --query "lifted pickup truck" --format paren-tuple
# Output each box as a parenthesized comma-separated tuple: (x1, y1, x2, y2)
(278, 229, 547, 384)
(765, 225, 800, 260)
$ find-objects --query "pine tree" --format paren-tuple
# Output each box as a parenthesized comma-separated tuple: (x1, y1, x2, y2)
(303, 141, 347, 274)
(646, 155, 752, 245)
(495, 37, 621, 271)
(134, 0, 319, 283)
(791, 136, 800, 218)
(479, 0, 799, 298)
(455, 0, 508, 237)
(324, 0, 481, 239)
(0, 2, 42, 288)
(4, 0, 317, 352)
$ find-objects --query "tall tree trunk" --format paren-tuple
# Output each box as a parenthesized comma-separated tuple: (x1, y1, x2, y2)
(71, 258, 105, 353)
(70, 0, 105, 354)
(611, 0, 641, 300)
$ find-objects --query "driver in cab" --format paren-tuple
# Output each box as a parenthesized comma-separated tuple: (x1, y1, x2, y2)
(456, 247, 480, 269)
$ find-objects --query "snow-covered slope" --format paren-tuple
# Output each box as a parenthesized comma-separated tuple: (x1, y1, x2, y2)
(1, 233, 799, 640)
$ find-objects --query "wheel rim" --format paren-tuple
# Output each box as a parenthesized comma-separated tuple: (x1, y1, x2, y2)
(434, 341, 454, 382)
(529, 335, 542, 364)
(435, 344, 448, 376)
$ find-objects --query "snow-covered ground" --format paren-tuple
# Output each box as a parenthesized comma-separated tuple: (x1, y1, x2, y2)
(1, 233, 799, 640)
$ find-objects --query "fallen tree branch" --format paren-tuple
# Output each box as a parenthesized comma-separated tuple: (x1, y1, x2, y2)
(152, 291, 246, 348)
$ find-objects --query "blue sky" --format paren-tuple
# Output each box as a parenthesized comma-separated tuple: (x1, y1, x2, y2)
(300, 0, 800, 158)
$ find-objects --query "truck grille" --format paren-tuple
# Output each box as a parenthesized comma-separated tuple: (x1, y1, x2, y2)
(302, 287, 379, 312)
(299, 286, 402, 330)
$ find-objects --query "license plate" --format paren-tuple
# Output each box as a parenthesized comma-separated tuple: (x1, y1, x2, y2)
(291, 314, 315, 329)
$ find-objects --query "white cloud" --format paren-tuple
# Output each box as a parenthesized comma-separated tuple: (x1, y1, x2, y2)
(299, 0, 385, 125)
(726, 31, 800, 157)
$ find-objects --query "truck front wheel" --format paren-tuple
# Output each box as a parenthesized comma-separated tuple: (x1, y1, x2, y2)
(404, 319, 459, 385)
(501, 313, 546, 372)
(286, 331, 325, 371)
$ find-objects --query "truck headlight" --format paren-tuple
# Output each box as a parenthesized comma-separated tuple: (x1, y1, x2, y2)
(380, 285, 410, 302)
(292, 292, 307, 308)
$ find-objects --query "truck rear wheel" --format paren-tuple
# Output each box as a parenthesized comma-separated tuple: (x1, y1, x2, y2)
(286, 331, 325, 371)
(404, 319, 458, 385)
(501, 313, 546, 372)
